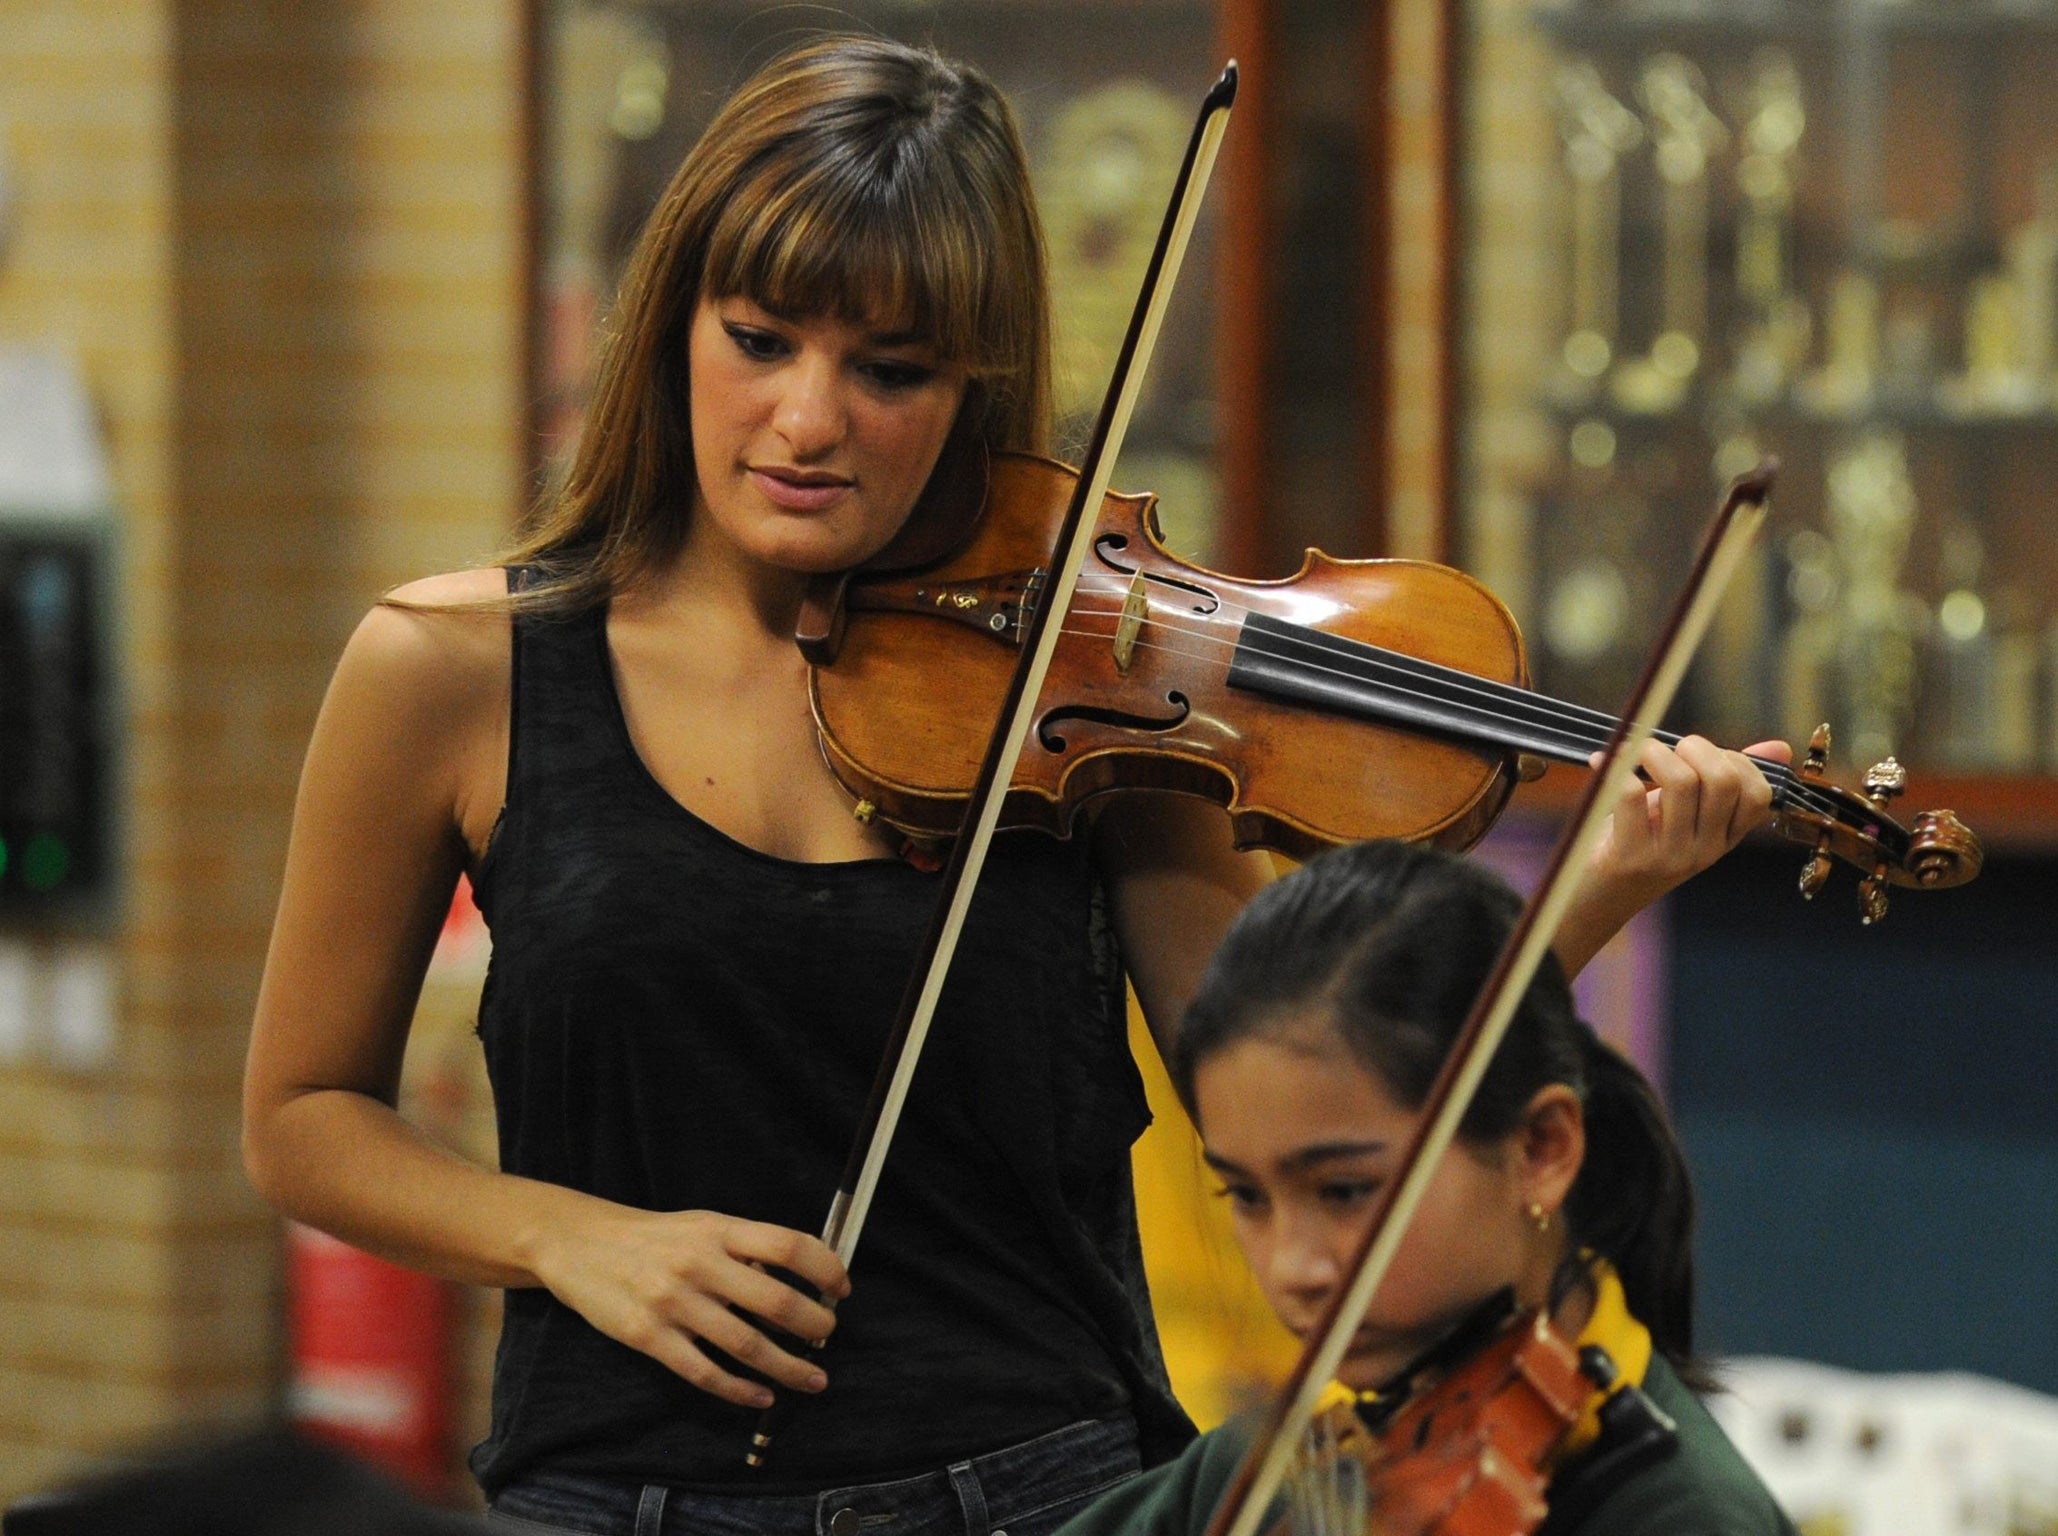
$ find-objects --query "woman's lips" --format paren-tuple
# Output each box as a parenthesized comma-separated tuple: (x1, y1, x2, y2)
(750, 468, 852, 513)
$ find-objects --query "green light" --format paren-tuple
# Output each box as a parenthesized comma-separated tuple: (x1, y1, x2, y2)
(0, 838, 8, 880)
(22, 834, 70, 892)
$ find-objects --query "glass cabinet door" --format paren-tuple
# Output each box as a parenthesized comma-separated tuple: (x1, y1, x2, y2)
(1460, 0, 2058, 782)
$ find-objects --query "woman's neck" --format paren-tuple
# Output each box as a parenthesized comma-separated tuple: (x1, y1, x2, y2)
(662, 511, 812, 643)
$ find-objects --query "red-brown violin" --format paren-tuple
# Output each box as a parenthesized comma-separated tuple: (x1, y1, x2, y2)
(800, 450, 1982, 921)
(1289, 1302, 1604, 1536)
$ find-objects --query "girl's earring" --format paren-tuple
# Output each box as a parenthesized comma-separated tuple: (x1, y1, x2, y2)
(1527, 1201, 1550, 1234)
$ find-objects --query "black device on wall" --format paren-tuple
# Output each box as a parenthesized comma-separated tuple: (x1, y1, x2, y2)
(0, 524, 108, 917)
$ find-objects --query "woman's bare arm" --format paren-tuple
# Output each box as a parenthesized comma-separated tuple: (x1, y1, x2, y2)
(242, 571, 846, 1407)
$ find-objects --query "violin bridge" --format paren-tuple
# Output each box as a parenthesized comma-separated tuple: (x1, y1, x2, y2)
(1112, 573, 1148, 674)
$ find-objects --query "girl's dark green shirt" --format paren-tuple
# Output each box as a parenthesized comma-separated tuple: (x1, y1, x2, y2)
(1054, 1356, 1799, 1536)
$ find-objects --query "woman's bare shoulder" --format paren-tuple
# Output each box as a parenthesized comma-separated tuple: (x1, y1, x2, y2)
(346, 568, 512, 694)
(316, 568, 516, 847)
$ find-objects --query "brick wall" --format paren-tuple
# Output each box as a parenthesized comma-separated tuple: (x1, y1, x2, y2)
(0, 0, 521, 1501)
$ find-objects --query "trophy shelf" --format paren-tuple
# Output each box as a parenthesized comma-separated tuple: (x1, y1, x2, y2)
(1457, 0, 2058, 835)
(1535, 1, 2058, 48)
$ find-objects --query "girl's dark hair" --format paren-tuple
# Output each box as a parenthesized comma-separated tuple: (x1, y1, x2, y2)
(1173, 839, 1708, 1388)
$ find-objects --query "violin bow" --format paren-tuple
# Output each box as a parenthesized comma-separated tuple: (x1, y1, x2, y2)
(748, 61, 1240, 1469)
(1199, 462, 1776, 1536)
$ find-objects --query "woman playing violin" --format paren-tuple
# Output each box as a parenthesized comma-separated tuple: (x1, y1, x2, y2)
(241, 34, 1784, 1536)
(1059, 839, 1798, 1536)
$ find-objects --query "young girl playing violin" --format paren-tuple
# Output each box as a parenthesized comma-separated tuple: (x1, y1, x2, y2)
(1059, 838, 1798, 1536)
(241, 33, 1785, 1536)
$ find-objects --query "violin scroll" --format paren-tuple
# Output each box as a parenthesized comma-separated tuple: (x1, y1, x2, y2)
(1774, 722, 1983, 923)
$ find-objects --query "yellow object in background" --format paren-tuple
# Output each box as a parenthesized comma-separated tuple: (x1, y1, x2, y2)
(1128, 1002, 1301, 1430)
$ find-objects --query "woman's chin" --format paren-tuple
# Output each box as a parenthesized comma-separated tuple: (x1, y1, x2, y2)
(745, 522, 899, 578)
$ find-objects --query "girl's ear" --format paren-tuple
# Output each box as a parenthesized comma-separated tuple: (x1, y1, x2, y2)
(1517, 1084, 1585, 1220)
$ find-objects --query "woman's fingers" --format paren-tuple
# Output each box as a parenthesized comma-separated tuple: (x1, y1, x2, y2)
(1644, 736, 1707, 848)
(1726, 739, 1785, 840)
(1590, 734, 1783, 882)
(632, 1325, 779, 1410)
(717, 1248, 842, 1345)
(535, 1204, 851, 1404)
(669, 1287, 832, 1397)
(725, 1216, 851, 1303)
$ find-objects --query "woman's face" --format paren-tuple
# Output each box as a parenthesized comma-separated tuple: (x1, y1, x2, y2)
(1193, 1024, 1552, 1392)
(687, 293, 970, 576)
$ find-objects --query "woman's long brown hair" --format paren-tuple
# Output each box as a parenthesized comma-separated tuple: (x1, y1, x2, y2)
(413, 36, 1053, 615)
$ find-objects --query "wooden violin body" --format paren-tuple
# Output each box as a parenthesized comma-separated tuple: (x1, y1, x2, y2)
(809, 451, 1531, 861)
(1294, 1305, 1604, 1536)
(804, 450, 1983, 906)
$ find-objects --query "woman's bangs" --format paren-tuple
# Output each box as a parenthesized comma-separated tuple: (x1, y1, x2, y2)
(702, 157, 993, 366)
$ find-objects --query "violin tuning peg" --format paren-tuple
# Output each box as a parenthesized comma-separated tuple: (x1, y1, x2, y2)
(1797, 832, 1833, 900)
(1862, 757, 1907, 811)
(1857, 863, 1890, 925)
(1801, 723, 1832, 782)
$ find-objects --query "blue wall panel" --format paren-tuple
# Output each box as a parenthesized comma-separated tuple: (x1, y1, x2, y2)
(1667, 843, 2058, 1394)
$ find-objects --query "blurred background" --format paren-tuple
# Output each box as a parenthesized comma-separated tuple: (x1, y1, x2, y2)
(0, 0, 2053, 1529)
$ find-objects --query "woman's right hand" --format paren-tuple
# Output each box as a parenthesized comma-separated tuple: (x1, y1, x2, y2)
(528, 1202, 851, 1409)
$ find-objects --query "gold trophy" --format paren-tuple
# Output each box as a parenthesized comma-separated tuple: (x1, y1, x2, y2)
(1795, 269, 1882, 418)
(1039, 80, 1192, 425)
(1612, 54, 1728, 416)
(1730, 50, 1810, 407)
(1550, 60, 1644, 407)
(1779, 527, 1841, 748)
(1937, 274, 2044, 417)
(1825, 431, 1924, 765)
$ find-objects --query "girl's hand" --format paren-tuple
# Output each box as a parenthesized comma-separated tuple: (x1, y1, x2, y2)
(1555, 735, 1792, 976)
(529, 1203, 851, 1409)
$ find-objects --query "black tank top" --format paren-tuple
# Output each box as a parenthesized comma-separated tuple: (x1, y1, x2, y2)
(466, 585, 1193, 1495)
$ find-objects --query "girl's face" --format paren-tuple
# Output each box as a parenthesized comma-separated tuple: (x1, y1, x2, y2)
(1194, 1025, 1571, 1391)
(687, 293, 970, 577)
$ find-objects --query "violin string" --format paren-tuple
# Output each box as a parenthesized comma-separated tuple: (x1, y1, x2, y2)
(1059, 587, 1632, 753)
(1287, 1412, 1366, 1536)
(1050, 598, 1852, 828)
(1054, 578, 1844, 824)
(1055, 608, 1850, 832)
(1064, 584, 1734, 763)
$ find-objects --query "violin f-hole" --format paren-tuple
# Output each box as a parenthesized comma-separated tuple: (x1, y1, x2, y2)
(1037, 690, 1191, 753)
(1094, 534, 1222, 613)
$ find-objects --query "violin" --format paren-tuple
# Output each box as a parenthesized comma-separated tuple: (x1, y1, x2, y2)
(1284, 1297, 1635, 1536)
(798, 449, 1983, 920)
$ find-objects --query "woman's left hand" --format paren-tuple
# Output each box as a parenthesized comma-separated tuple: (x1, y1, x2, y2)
(1554, 735, 1792, 977)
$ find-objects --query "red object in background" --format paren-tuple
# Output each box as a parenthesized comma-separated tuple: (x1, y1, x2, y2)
(286, 1221, 454, 1497)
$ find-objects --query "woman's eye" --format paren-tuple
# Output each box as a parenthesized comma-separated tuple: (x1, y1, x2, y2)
(862, 358, 938, 391)
(723, 323, 787, 361)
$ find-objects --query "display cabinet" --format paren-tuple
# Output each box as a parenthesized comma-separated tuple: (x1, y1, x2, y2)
(1460, 0, 2058, 843)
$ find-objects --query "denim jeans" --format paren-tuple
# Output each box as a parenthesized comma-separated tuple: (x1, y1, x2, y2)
(485, 1416, 1142, 1536)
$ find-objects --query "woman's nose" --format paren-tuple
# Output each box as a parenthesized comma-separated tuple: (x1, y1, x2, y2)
(772, 353, 847, 459)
